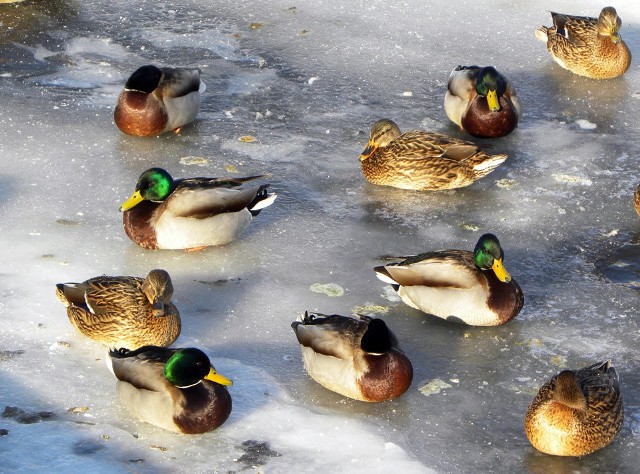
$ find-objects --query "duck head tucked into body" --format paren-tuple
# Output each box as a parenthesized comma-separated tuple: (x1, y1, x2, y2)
(120, 167, 276, 250)
(444, 65, 521, 138)
(55, 269, 181, 349)
(525, 360, 623, 456)
(374, 233, 523, 326)
(114, 65, 205, 136)
(359, 118, 508, 190)
(291, 312, 413, 402)
(107, 346, 232, 434)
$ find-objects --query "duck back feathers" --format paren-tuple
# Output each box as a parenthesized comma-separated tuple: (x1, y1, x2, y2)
(55, 270, 181, 349)
(535, 8, 631, 79)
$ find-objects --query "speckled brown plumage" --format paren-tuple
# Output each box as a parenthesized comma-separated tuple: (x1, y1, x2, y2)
(535, 7, 631, 79)
(56, 270, 180, 349)
(634, 184, 640, 216)
(291, 313, 413, 402)
(360, 119, 507, 191)
(525, 361, 623, 456)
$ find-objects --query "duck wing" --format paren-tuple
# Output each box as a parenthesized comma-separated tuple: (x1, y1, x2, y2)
(108, 346, 176, 392)
(389, 131, 479, 164)
(57, 276, 146, 315)
(550, 12, 597, 45)
(447, 66, 480, 100)
(163, 176, 268, 219)
(291, 313, 368, 360)
(376, 250, 480, 289)
(158, 68, 202, 98)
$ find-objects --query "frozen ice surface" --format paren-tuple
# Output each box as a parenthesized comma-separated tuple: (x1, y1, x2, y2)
(1, 0, 640, 472)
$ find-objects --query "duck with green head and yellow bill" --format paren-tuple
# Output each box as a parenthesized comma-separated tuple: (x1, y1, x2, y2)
(525, 361, 623, 456)
(535, 7, 631, 79)
(359, 119, 508, 191)
(55, 269, 181, 349)
(107, 346, 232, 434)
(120, 167, 276, 250)
(444, 65, 521, 138)
(374, 233, 523, 326)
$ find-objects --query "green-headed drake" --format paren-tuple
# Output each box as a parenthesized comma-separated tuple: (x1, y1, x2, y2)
(120, 168, 276, 250)
(107, 346, 232, 434)
(374, 233, 523, 326)
(56, 269, 180, 349)
(525, 361, 623, 456)
(360, 119, 507, 190)
(444, 65, 521, 138)
(535, 7, 631, 79)
(114, 65, 205, 136)
(291, 312, 413, 402)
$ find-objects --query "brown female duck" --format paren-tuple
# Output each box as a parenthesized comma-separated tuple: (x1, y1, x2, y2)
(525, 361, 623, 456)
(535, 7, 631, 79)
(359, 119, 507, 190)
(56, 269, 180, 349)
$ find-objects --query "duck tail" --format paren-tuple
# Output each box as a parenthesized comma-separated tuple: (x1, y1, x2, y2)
(471, 153, 508, 178)
(373, 265, 400, 290)
(535, 26, 549, 43)
(249, 185, 277, 216)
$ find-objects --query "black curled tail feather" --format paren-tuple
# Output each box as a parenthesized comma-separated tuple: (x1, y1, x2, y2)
(248, 185, 273, 217)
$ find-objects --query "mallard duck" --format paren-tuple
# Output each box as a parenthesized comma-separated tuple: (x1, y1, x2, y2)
(535, 7, 631, 79)
(634, 184, 640, 216)
(525, 361, 623, 456)
(114, 65, 205, 137)
(291, 312, 413, 402)
(107, 346, 232, 434)
(359, 119, 508, 190)
(120, 168, 277, 250)
(444, 66, 521, 138)
(55, 269, 181, 349)
(374, 233, 523, 326)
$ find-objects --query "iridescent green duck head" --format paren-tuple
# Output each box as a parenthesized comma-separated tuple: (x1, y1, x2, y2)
(475, 67, 507, 112)
(120, 168, 175, 211)
(164, 348, 233, 389)
(359, 119, 402, 161)
(473, 233, 512, 283)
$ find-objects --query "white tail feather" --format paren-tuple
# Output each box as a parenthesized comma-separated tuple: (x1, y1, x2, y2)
(374, 269, 399, 285)
(250, 193, 277, 212)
